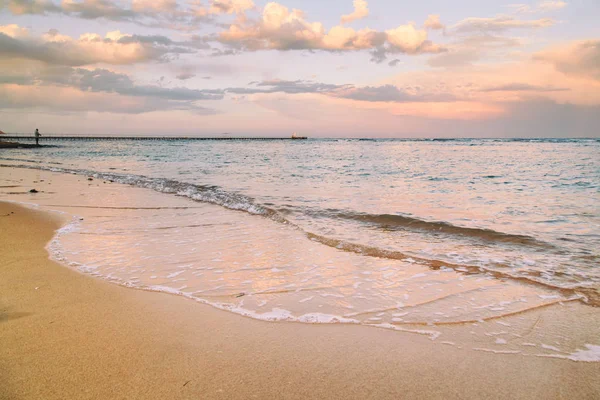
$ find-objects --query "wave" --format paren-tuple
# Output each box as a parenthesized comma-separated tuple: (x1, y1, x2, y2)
(305, 232, 599, 306)
(2, 162, 597, 306)
(5, 162, 547, 248)
(0, 156, 63, 165)
(1, 163, 283, 218)
(295, 208, 552, 248)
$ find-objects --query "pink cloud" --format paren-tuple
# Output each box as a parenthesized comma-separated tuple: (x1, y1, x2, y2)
(218, 2, 444, 60)
(535, 40, 600, 81)
(341, 0, 369, 25)
(424, 15, 444, 30)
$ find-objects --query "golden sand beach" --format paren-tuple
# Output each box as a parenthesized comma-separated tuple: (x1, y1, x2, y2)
(1, 200, 599, 399)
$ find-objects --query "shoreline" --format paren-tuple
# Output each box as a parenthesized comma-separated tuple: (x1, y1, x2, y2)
(1, 200, 599, 399)
(2, 166, 596, 334)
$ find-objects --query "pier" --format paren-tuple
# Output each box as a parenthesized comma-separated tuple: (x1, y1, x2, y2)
(0, 135, 307, 142)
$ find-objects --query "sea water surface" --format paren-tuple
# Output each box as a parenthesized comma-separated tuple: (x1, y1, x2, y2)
(1, 138, 599, 359)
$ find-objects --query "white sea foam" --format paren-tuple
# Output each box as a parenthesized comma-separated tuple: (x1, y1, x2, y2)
(167, 270, 185, 278)
(297, 313, 358, 324)
(541, 344, 561, 352)
(535, 345, 600, 362)
(474, 348, 521, 355)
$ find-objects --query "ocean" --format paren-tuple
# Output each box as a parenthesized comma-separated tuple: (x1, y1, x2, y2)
(1, 138, 599, 359)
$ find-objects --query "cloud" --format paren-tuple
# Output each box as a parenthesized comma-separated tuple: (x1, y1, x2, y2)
(509, 1, 567, 14)
(451, 16, 554, 34)
(99, 69, 219, 100)
(131, 0, 178, 14)
(0, 64, 224, 114)
(1, 0, 253, 30)
(207, 0, 254, 15)
(484, 98, 600, 137)
(537, 1, 568, 12)
(6, 0, 60, 15)
(331, 84, 457, 102)
(384, 24, 439, 54)
(3, 2, 445, 62)
(2, 63, 223, 99)
(253, 90, 502, 122)
(60, 0, 135, 20)
(223, 80, 458, 104)
(341, 0, 369, 25)
(2, 65, 458, 115)
(479, 83, 569, 92)
(217, 2, 444, 61)
(176, 72, 196, 80)
(3, 46, 599, 135)
(0, 83, 219, 114)
(387, 50, 600, 116)
(226, 79, 348, 95)
(424, 15, 444, 30)
(4, 0, 161, 22)
(250, 85, 600, 136)
(429, 11, 551, 68)
(428, 49, 481, 67)
(0, 70, 460, 117)
(0, 23, 29, 38)
(427, 34, 522, 68)
(535, 40, 600, 81)
(0, 25, 197, 66)
(68, 68, 224, 100)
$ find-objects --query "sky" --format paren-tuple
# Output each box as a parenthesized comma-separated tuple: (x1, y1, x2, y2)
(0, 0, 599, 137)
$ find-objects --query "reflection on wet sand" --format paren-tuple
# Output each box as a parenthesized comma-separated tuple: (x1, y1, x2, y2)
(1, 167, 599, 361)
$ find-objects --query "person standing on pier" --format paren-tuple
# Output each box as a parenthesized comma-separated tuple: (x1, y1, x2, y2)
(35, 128, 41, 146)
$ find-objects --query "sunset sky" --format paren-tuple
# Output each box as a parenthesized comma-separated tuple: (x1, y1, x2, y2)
(1, 0, 599, 137)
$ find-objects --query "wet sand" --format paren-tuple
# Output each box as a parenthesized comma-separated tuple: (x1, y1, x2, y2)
(1, 201, 599, 400)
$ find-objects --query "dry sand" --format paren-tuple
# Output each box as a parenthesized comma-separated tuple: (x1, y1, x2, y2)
(1, 201, 599, 400)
